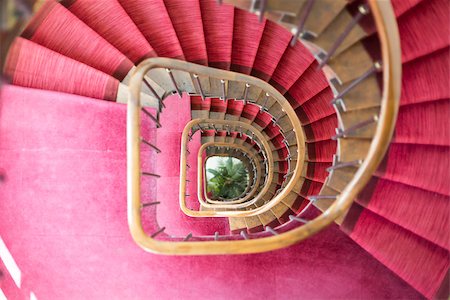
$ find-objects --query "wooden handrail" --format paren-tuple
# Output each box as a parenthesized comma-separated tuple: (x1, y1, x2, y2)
(180, 119, 283, 216)
(199, 142, 263, 206)
(127, 0, 400, 254)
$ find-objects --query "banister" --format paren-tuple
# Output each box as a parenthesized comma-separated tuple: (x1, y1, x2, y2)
(199, 142, 263, 205)
(127, 0, 400, 254)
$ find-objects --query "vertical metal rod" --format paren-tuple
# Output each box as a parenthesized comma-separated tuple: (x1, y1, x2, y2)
(141, 172, 161, 178)
(214, 232, 219, 241)
(331, 61, 382, 104)
(282, 130, 295, 144)
(140, 201, 160, 209)
(220, 79, 227, 101)
(141, 108, 161, 128)
(193, 74, 205, 101)
(183, 233, 193, 241)
(326, 160, 363, 172)
(265, 226, 278, 236)
(143, 78, 165, 111)
(243, 83, 250, 105)
(151, 227, 166, 238)
(166, 68, 182, 98)
(240, 231, 249, 240)
(319, 5, 370, 68)
(289, 215, 309, 224)
(260, 93, 270, 112)
(291, 0, 314, 46)
(332, 115, 378, 140)
(258, 0, 267, 22)
(140, 137, 161, 153)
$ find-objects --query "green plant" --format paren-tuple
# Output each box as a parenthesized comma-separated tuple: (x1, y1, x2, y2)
(207, 157, 249, 200)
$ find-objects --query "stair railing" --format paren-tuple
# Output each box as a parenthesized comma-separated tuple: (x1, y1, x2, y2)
(127, 0, 399, 255)
(199, 142, 263, 205)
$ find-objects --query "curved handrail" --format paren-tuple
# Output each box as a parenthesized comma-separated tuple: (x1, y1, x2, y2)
(180, 119, 277, 215)
(199, 142, 263, 206)
(127, 0, 400, 254)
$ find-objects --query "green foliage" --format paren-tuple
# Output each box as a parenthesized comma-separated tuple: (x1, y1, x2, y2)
(207, 157, 249, 200)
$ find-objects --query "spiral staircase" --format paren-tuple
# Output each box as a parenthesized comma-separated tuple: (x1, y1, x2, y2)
(0, 0, 448, 299)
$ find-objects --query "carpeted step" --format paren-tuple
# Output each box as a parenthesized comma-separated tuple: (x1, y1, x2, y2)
(401, 48, 449, 105)
(251, 20, 291, 81)
(200, 0, 234, 69)
(397, 0, 449, 63)
(303, 114, 338, 142)
(4, 38, 119, 101)
(119, 0, 184, 59)
(22, 0, 133, 81)
(60, 0, 156, 64)
(306, 140, 336, 163)
(190, 95, 211, 119)
(230, 9, 266, 74)
(252, 110, 273, 131)
(306, 162, 332, 183)
(164, 0, 208, 65)
(295, 88, 335, 124)
(375, 143, 450, 196)
(285, 61, 330, 110)
(269, 42, 315, 94)
(394, 99, 450, 146)
(225, 99, 245, 120)
(240, 103, 260, 123)
(342, 205, 449, 299)
(357, 177, 449, 250)
(391, 0, 425, 17)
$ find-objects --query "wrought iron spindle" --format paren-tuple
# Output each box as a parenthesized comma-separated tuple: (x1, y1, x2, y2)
(291, 0, 314, 46)
(319, 4, 370, 68)
(332, 115, 378, 140)
(166, 68, 182, 98)
(140, 137, 161, 153)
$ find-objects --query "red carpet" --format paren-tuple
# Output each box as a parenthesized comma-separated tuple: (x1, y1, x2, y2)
(1, 0, 449, 298)
(22, 1, 133, 80)
(61, 0, 156, 64)
(0, 85, 423, 299)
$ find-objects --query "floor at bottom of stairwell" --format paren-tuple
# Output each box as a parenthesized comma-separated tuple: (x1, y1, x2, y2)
(0, 85, 423, 299)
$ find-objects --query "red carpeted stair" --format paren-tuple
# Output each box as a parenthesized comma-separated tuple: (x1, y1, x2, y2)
(1, 0, 449, 298)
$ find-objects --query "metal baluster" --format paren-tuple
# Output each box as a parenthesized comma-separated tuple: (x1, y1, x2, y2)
(193, 74, 205, 101)
(260, 93, 270, 112)
(332, 115, 378, 140)
(291, 0, 314, 46)
(140, 137, 161, 153)
(240, 230, 249, 240)
(308, 195, 337, 201)
(141, 172, 161, 178)
(319, 4, 370, 68)
(166, 68, 182, 98)
(140, 201, 160, 209)
(142, 107, 161, 128)
(282, 130, 295, 144)
(212, 124, 218, 134)
(243, 83, 250, 105)
(151, 227, 166, 238)
(220, 79, 227, 101)
(289, 215, 309, 224)
(258, 0, 267, 22)
(214, 232, 219, 241)
(143, 78, 165, 111)
(265, 226, 278, 236)
(283, 169, 295, 179)
(184, 233, 193, 241)
(326, 160, 362, 172)
(331, 61, 382, 105)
